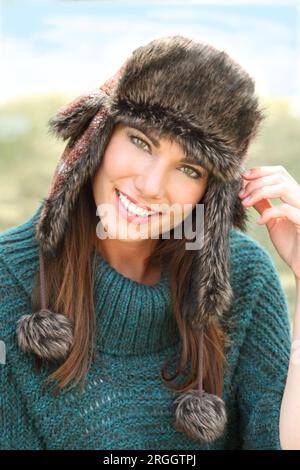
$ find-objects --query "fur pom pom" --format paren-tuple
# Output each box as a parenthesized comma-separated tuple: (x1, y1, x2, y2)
(174, 389, 227, 444)
(16, 309, 74, 361)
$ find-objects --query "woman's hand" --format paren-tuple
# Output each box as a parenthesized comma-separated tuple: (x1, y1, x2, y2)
(238, 165, 300, 281)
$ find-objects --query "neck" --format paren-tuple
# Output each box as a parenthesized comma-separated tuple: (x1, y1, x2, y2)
(94, 237, 160, 284)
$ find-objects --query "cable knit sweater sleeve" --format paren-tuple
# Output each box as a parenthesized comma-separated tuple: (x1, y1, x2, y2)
(234, 247, 292, 450)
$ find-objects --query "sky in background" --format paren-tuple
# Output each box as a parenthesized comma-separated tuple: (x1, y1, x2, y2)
(0, 0, 300, 104)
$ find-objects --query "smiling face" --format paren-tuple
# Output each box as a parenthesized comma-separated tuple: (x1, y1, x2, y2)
(92, 121, 209, 242)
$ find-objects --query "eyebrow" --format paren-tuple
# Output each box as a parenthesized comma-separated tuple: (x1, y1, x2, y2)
(126, 123, 161, 149)
(126, 123, 206, 172)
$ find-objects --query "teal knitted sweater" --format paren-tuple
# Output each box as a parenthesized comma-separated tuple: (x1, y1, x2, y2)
(0, 205, 292, 450)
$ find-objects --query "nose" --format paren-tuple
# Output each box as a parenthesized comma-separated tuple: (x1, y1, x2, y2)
(134, 160, 166, 201)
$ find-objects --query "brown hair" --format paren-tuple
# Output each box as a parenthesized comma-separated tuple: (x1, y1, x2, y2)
(32, 175, 230, 398)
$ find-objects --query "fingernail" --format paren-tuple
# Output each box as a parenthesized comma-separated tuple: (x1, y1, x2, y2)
(243, 169, 251, 176)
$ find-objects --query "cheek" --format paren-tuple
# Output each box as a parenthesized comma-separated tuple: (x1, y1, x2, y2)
(168, 178, 207, 206)
(92, 146, 135, 200)
(102, 143, 136, 181)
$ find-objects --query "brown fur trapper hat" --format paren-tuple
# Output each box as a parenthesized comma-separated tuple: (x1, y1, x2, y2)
(16, 35, 265, 445)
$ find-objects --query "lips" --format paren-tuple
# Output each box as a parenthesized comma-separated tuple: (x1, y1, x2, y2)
(115, 189, 162, 226)
(117, 189, 162, 214)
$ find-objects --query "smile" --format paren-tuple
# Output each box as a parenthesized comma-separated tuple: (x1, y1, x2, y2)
(116, 189, 160, 217)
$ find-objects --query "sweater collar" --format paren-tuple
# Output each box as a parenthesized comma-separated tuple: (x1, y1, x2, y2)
(91, 249, 180, 355)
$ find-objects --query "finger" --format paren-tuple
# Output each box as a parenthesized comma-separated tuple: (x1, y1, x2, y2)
(241, 182, 300, 209)
(242, 165, 289, 180)
(240, 173, 284, 197)
(257, 203, 300, 228)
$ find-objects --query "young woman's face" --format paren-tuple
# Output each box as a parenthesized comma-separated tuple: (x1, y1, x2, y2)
(92, 122, 209, 242)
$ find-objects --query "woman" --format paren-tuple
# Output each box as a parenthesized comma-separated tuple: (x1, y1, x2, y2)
(0, 35, 299, 450)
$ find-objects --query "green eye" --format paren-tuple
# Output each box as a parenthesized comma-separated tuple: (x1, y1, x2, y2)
(129, 134, 150, 151)
(179, 166, 202, 179)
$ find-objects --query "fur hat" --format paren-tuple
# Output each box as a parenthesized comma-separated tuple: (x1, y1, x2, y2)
(16, 35, 265, 444)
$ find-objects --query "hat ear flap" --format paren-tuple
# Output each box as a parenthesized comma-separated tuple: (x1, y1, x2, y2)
(47, 89, 108, 142)
(35, 98, 115, 256)
(186, 177, 237, 328)
(231, 178, 249, 232)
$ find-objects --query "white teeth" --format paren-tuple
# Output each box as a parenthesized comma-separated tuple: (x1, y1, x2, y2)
(117, 190, 157, 217)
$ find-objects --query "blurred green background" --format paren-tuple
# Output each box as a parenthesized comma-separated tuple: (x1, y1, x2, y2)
(0, 94, 299, 328)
